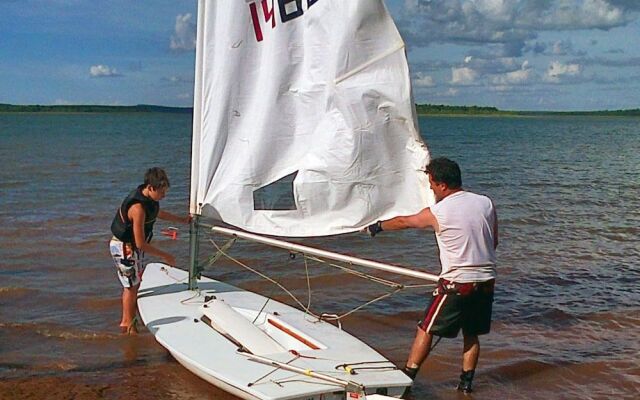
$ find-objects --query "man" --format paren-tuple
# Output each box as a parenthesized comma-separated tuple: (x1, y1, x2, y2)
(366, 157, 498, 394)
(109, 167, 190, 334)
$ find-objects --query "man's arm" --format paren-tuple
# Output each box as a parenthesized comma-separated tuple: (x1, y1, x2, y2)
(491, 203, 499, 249)
(129, 204, 176, 266)
(367, 207, 439, 236)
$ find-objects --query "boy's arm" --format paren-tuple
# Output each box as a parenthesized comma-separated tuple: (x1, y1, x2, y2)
(129, 204, 176, 266)
(158, 209, 191, 224)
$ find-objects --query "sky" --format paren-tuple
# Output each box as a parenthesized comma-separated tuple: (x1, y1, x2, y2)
(1, 0, 639, 111)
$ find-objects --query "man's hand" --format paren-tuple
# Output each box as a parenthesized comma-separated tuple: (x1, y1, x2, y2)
(365, 221, 384, 237)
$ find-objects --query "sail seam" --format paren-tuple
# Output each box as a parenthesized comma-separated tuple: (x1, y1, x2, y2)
(334, 42, 406, 85)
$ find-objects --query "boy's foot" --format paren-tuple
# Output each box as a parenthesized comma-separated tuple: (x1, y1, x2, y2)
(120, 316, 138, 335)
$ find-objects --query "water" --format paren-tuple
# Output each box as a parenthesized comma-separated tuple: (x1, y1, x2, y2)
(1, 113, 638, 399)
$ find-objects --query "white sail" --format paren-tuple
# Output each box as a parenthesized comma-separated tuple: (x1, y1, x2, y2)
(190, 0, 433, 237)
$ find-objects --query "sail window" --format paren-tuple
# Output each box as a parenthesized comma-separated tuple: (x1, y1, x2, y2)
(253, 172, 298, 211)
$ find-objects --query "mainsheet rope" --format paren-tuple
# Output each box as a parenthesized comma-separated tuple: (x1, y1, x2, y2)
(207, 235, 434, 323)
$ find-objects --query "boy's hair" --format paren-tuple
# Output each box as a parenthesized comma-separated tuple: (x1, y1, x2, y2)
(426, 157, 462, 189)
(144, 167, 170, 189)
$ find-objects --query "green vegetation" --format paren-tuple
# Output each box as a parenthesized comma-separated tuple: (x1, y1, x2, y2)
(416, 104, 640, 117)
(416, 104, 504, 115)
(1, 103, 638, 116)
(0, 104, 191, 113)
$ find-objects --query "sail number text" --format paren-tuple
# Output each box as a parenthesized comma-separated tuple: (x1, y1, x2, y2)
(250, 0, 321, 42)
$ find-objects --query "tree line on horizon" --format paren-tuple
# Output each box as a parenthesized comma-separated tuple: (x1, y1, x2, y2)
(1, 103, 638, 116)
(415, 104, 640, 116)
(0, 104, 191, 114)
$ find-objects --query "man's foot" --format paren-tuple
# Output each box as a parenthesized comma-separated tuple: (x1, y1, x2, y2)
(402, 365, 419, 380)
(456, 370, 474, 394)
(400, 365, 418, 398)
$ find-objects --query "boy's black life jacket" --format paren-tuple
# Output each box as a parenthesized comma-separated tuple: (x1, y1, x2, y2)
(111, 184, 159, 245)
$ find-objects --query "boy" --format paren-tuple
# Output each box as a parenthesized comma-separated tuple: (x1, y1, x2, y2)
(109, 167, 190, 334)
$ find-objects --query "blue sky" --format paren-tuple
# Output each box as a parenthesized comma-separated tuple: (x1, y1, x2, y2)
(1, 0, 639, 111)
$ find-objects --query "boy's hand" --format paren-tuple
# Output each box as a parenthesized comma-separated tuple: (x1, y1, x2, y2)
(163, 254, 176, 267)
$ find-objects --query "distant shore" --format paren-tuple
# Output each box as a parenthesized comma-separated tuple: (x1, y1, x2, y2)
(0, 104, 191, 114)
(415, 104, 640, 117)
(1, 103, 638, 116)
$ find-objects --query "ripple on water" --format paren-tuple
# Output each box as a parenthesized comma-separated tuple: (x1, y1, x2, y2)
(1, 114, 639, 399)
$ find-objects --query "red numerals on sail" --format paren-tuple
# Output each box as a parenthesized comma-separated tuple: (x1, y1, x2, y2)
(249, 0, 320, 42)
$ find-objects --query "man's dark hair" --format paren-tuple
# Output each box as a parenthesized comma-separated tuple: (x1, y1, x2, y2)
(426, 157, 462, 189)
(144, 167, 170, 189)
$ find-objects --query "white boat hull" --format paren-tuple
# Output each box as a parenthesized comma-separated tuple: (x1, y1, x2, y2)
(138, 263, 410, 400)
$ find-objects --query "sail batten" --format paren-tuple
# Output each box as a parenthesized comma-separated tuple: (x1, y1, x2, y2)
(190, 0, 433, 237)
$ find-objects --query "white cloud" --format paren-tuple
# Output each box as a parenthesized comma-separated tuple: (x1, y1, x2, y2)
(445, 88, 459, 96)
(170, 13, 196, 51)
(163, 75, 192, 85)
(399, 0, 635, 56)
(413, 72, 436, 87)
(545, 61, 583, 83)
(451, 67, 478, 85)
(490, 61, 535, 85)
(463, 56, 522, 74)
(541, 0, 625, 29)
(89, 64, 121, 78)
(552, 40, 572, 55)
(525, 39, 585, 56)
(572, 55, 640, 67)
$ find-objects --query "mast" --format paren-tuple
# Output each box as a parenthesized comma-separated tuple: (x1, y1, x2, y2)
(188, 215, 201, 290)
(187, 0, 206, 290)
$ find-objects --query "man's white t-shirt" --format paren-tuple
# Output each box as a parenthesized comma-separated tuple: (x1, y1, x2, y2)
(430, 191, 497, 283)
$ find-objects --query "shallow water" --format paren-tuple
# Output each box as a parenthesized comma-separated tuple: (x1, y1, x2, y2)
(1, 113, 638, 399)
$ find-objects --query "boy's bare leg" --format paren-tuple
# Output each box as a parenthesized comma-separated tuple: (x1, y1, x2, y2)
(120, 285, 139, 334)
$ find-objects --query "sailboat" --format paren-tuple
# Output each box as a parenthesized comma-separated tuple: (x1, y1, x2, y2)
(138, 1, 439, 399)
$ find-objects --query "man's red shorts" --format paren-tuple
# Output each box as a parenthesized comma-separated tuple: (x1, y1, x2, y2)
(418, 279, 495, 338)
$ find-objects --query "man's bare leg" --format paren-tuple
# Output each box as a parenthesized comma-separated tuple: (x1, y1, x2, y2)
(403, 328, 433, 378)
(457, 334, 479, 393)
(462, 334, 479, 371)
